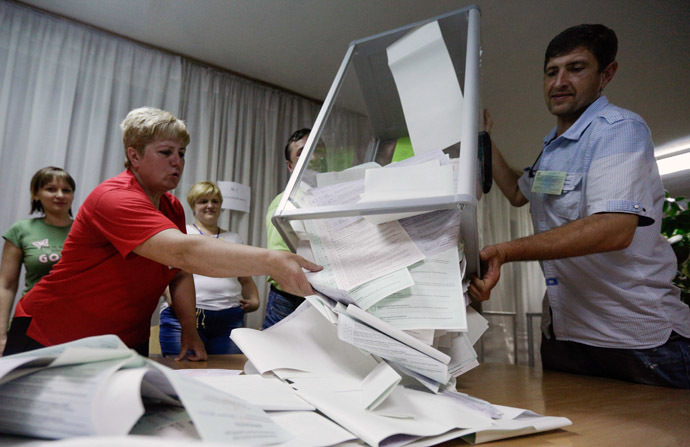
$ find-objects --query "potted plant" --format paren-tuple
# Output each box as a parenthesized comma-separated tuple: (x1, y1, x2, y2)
(661, 193, 690, 306)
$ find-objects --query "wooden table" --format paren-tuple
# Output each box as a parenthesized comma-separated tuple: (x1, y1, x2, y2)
(156, 356, 690, 446)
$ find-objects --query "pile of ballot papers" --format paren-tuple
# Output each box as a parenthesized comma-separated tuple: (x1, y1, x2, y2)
(281, 148, 480, 390)
(229, 302, 571, 447)
(0, 336, 293, 444)
(0, 334, 571, 446)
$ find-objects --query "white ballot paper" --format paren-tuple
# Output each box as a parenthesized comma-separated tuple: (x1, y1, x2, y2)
(35, 436, 210, 447)
(231, 302, 572, 447)
(308, 267, 415, 311)
(345, 304, 450, 364)
(465, 306, 489, 346)
(368, 247, 466, 331)
(269, 411, 358, 447)
(316, 161, 381, 187)
(304, 294, 339, 324)
(147, 361, 293, 446)
(359, 160, 455, 224)
(0, 357, 140, 439)
(129, 406, 199, 440)
(388, 149, 450, 168)
(0, 356, 49, 385)
(400, 209, 461, 257)
(304, 219, 416, 309)
(361, 361, 402, 411)
(292, 380, 493, 447)
(231, 303, 378, 378)
(190, 374, 314, 411)
(348, 268, 415, 310)
(309, 179, 365, 232)
(309, 217, 425, 290)
(0, 335, 132, 385)
(387, 20, 464, 154)
(405, 329, 436, 346)
(337, 313, 449, 384)
(0, 335, 292, 445)
(440, 390, 503, 420)
(459, 405, 572, 445)
(442, 332, 479, 377)
(175, 369, 242, 378)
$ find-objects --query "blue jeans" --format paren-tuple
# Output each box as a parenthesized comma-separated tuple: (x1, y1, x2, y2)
(159, 306, 244, 356)
(541, 330, 690, 388)
(261, 286, 303, 330)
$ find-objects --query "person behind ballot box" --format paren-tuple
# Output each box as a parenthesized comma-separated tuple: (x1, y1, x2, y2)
(0, 167, 76, 355)
(469, 24, 690, 388)
(262, 128, 312, 329)
(262, 128, 326, 329)
(3, 107, 321, 359)
(158, 181, 260, 356)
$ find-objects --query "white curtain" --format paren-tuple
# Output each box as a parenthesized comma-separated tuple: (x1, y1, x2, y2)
(0, 1, 544, 359)
(0, 1, 320, 329)
(477, 188, 546, 364)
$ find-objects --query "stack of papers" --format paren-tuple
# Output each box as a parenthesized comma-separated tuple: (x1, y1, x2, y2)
(293, 149, 474, 391)
(0, 335, 291, 445)
(230, 303, 572, 447)
(0, 331, 570, 446)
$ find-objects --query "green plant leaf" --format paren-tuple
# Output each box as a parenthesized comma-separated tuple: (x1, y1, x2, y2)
(663, 193, 690, 309)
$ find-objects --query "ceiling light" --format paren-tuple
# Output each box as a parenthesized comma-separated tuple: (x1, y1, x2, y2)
(657, 151, 690, 177)
(655, 136, 690, 177)
(655, 136, 690, 159)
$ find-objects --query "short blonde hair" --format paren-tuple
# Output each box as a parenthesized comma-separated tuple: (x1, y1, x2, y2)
(187, 181, 223, 209)
(120, 107, 190, 168)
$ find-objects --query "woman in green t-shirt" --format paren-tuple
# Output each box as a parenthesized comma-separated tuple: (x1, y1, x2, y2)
(0, 167, 75, 355)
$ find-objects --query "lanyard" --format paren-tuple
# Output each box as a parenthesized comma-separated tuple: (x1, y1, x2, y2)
(524, 150, 543, 178)
(192, 223, 220, 238)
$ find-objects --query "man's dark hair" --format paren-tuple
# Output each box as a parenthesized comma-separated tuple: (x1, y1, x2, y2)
(544, 24, 617, 72)
(284, 128, 311, 161)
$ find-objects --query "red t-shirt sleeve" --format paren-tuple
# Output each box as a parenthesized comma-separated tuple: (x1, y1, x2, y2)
(89, 189, 182, 258)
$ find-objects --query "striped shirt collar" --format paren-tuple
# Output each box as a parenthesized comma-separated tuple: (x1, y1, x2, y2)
(543, 96, 610, 145)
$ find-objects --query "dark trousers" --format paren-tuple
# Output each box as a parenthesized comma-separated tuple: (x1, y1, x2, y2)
(3, 317, 45, 356)
(4, 316, 149, 357)
(541, 329, 690, 388)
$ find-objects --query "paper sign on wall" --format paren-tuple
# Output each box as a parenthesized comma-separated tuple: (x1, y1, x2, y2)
(218, 181, 251, 212)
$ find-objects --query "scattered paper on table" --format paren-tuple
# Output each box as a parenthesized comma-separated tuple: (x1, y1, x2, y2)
(361, 361, 401, 411)
(192, 374, 314, 411)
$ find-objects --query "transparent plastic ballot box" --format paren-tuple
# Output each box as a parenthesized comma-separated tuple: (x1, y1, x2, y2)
(272, 5, 490, 279)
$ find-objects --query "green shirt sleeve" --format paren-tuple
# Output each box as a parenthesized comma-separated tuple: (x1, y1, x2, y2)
(3, 222, 22, 248)
(266, 192, 290, 253)
(265, 193, 290, 288)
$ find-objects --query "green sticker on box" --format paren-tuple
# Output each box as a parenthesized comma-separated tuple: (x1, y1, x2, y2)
(532, 170, 567, 195)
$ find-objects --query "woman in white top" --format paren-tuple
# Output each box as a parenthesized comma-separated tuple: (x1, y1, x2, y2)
(159, 181, 259, 355)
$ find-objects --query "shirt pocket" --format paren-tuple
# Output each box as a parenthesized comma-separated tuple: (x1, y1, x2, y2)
(548, 173, 583, 221)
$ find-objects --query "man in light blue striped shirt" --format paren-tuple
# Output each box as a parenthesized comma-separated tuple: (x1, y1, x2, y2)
(470, 24, 690, 388)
